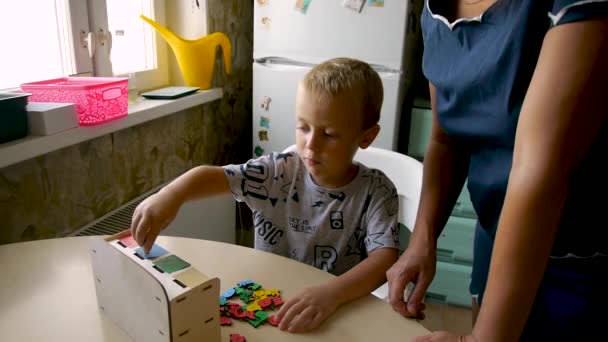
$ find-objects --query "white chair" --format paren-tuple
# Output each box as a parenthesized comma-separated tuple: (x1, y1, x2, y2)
(354, 147, 423, 301)
(283, 145, 423, 301)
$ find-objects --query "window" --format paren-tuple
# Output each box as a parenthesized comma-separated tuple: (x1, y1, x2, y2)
(0, 0, 168, 91)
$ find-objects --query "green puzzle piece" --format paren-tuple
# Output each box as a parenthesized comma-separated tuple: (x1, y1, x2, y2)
(247, 318, 264, 328)
(239, 289, 253, 302)
(250, 283, 262, 290)
(153, 255, 190, 273)
(255, 311, 268, 321)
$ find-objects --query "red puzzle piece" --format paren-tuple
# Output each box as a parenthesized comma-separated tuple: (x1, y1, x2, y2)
(267, 315, 280, 327)
(220, 316, 233, 326)
(258, 297, 273, 308)
(230, 333, 247, 342)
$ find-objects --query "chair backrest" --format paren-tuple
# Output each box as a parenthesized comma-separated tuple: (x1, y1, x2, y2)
(353, 147, 423, 233)
(282, 145, 423, 233)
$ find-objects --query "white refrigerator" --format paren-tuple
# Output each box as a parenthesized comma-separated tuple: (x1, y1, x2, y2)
(252, 0, 423, 156)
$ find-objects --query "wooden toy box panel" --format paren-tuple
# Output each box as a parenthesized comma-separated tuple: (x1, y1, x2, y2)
(89, 231, 220, 341)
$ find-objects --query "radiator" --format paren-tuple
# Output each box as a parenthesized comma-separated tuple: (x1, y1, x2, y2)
(70, 181, 236, 244)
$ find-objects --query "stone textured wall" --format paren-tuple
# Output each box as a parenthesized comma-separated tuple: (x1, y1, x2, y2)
(0, 0, 253, 245)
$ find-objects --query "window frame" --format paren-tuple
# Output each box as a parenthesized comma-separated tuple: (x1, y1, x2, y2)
(85, 0, 169, 91)
(68, 0, 94, 76)
(0, 0, 168, 92)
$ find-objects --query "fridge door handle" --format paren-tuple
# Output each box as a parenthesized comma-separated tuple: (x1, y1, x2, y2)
(255, 57, 403, 79)
(255, 57, 315, 68)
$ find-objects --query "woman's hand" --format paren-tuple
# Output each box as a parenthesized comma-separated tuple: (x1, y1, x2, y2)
(130, 189, 182, 252)
(386, 239, 437, 319)
(275, 284, 340, 333)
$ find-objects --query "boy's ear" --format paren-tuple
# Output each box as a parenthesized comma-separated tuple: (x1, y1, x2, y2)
(359, 124, 380, 149)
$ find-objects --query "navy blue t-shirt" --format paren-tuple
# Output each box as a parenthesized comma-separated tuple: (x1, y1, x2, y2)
(421, 0, 608, 257)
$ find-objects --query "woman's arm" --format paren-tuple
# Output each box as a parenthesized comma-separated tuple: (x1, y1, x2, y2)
(387, 82, 470, 317)
(412, 83, 471, 246)
(473, 19, 608, 341)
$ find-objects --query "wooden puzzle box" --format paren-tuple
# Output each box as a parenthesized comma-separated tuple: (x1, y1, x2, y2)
(89, 230, 221, 342)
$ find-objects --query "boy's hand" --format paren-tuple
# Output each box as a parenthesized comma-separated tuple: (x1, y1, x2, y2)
(130, 189, 182, 253)
(386, 240, 436, 319)
(275, 284, 340, 333)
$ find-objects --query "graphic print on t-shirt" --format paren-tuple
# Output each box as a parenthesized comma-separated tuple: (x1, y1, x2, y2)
(330, 211, 344, 230)
(365, 232, 386, 249)
(239, 159, 270, 201)
(310, 190, 349, 208)
(346, 226, 367, 259)
(238, 152, 297, 207)
(391, 224, 400, 245)
(365, 169, 399, 217)
(275, 152, 292, 163)
(280, 182, 299, 203)
(273, 152, 293, 181)
(329, 191, 346, 202)
(314, 245, 338, 272)
(253, 210, 285, 246)
(288, 216, 318, 234)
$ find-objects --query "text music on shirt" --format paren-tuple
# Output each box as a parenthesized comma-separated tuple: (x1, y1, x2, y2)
(253, 210, 285, 245)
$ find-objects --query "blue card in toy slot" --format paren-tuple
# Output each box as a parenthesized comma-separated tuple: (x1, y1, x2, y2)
(141, 86, 200, 99)
(135, 244, 169, 259)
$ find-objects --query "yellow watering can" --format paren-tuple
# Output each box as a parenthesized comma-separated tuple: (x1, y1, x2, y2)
(140, 14, 231, 90)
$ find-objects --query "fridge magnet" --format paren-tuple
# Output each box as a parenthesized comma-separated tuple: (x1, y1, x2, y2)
(254, 145, 265, 157)
(261, 96, 271, 110)
(295, 0, 312, 14)
(368, 0, 384, 7)
(257, 0, 269, 6)
(259, 130, 269, 141)
(261, 16, 271, 30)
(260, 116, 270, 128)
(343, 0, 365, 12)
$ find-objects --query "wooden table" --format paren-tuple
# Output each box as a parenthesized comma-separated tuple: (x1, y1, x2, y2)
(0, 236, 428, 341)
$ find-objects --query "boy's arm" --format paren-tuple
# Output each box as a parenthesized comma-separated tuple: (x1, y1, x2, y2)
(276, 247, 399, 333)
(161, 165, 231, 203)
(132, 165, 230, 252)
(327, 247, 400, 304)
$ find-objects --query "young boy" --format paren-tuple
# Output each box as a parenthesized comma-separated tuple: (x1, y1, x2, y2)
(130, 57, 400, 333)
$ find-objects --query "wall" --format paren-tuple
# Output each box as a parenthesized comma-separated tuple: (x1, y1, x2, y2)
(0, 0, 253, 245)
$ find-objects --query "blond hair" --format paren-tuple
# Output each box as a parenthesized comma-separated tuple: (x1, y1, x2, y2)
(302, 57, 383, 129)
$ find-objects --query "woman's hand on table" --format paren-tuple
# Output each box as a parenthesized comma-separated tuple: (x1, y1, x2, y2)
(275, 284, 340, 333)
(386, 239, 437, 319)
(130, 188, 182, 253)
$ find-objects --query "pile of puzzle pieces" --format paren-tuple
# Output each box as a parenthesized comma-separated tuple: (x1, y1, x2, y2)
(219, 280, 284, 329)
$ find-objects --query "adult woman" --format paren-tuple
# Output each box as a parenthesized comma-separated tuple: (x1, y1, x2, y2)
(387, 1, 608, 340)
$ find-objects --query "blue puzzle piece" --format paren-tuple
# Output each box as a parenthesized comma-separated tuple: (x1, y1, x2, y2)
(238, 280, 253, 288)
(135, 244, 169, 259)
(222, 288, 236, 298)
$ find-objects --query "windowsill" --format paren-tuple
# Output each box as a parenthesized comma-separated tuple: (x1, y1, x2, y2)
(0, 88, 222, 169)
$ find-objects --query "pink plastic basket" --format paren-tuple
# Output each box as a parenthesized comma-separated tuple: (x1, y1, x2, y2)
(21, 77, 128, 126)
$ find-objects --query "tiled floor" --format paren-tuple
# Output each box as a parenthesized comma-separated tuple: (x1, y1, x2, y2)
(417, 302, 472, 335)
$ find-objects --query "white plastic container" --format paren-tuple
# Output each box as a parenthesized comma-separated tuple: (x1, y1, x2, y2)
(26, 102, 78, 135)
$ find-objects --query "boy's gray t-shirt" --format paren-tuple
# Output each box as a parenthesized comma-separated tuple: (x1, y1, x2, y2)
(223, 151, 400, 275)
